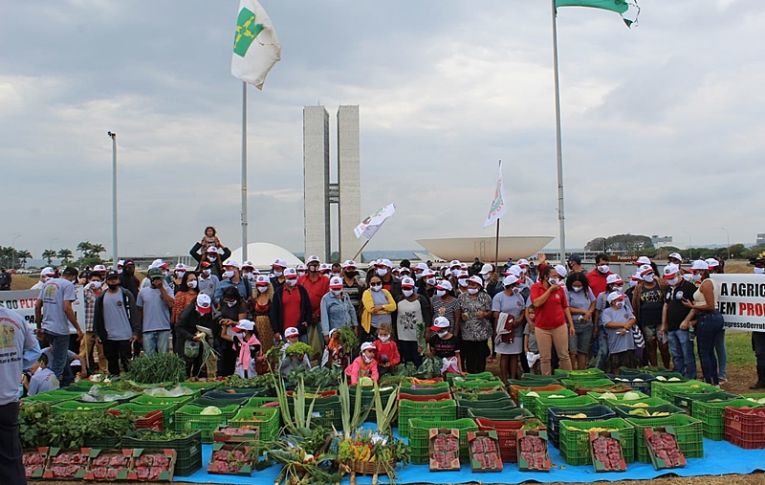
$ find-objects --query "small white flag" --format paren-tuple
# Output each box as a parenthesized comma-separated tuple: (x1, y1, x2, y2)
(483, 160, 507, 227)
(354, 204, 396, 240)
(231, 0, 281, 89)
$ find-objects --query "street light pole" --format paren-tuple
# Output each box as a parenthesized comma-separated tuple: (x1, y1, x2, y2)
(107, 131, 118, 270)
(722, 227, 731, 260)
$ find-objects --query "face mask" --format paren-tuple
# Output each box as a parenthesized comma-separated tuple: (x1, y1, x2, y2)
(451, 269, 461, 277)
(257, 286, 268, 293)
(426, 277, 436, 286)
(436, 290, 446, 298)
(308, 266, 318, 273)
(379, 335, 390, 343)
(683, 273, 694, 282)
(273, 270, 283, 277)
(223, 270, 235, 279)
(176, 271, 186, 279)
(402, 289, 414, 298)
(201, 269, 211, 278)
(286, 279, 298, 287)
(363, 353, 374, 363)
(332, 289, 343, 297)
(207, 256, 216, 262)
(644, 274, 655, 283)
(187, 280, 198, 289)
(548, 278, 559, 286)
(91, 281, 102, 289)
(458, 278, 468, 287)
(629, 280, 638, 288)
(117, 269, 123, 275)
(346, 271, 357, 278)
(437, 331, 449, 338)
(107, 283, 120, 290)
(467, 288, 479, 295)
(667, 277, 680, 286)
(370, 284, 382, 292)
(755, 267, 765, 275)
(614, 302, 624, 309)
(162, 271, 169, 277)
(225, 300, 237, 308)
(597, 265, 610, 274)
(572, 286, 583, 293)
(691, 273, 701, 282)
(376, 268, 388, 277)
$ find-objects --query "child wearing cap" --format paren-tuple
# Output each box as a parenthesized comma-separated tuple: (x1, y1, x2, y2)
(233, 319, 263, 378)
(428, 317, 462, 374)
(279, 327, 311, 376)
(373, 323, 400, 374)
(523, 307, 540, 374)
(344, 342, 379, 385)
(600, 292, 637, 374)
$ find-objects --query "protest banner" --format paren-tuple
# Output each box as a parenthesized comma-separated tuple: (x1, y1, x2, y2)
(0, 287, 86, 331)
(712, 274, 765, 332)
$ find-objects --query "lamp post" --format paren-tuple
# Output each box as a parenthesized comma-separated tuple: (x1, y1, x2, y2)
(721, 227, 731, 260)
(107, 131, 118, 270)
(11, 234, 20, 269)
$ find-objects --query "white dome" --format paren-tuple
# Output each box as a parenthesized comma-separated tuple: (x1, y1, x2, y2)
(416, 236, 554, 262)
(228, 242, 303, 268)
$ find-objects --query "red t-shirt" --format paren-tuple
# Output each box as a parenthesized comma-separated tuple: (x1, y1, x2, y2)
(586, 269, 610, 298)
(530, 281, 568, 330)
(299, 274, 330, 315)
(281, 286, 302, 331)
(374, 339, 401, 367)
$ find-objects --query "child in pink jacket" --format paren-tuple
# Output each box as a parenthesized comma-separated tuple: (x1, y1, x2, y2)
(344, 342, 379, 385)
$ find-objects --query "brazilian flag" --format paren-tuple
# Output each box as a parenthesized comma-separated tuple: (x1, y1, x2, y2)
(555, 0, 640, 27)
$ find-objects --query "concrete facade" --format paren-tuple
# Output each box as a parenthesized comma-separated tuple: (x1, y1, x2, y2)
(303, 106, 331, 261)
(337, 106, 362, 261)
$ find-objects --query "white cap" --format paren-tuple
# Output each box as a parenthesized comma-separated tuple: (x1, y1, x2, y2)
(284, 327, 299, 337)
(272, 258, 288, 268)
(436, 280, 453, 291)
(117, 260, 125, 267)
(255, 275, 270, 286)
(329, 276, 343, 288)
(606, 274, 624, 285)
(635, 256, 652, 266)
(149, 259, 164, 269)
(319, 263, 332, 272)
(479, 263, 494, 275)
(242, 261, 255, 269)
(414, 262, 429, 272)
(296, 263, 307, 271)
(284, 267, 298, 278)
(360, 342, 376, 352)
(206, 246, 219, 254)
(399, 266, 411, 274)
(92, 264, 107, 273)
(630, 271, 643, 282)
(401, 277, 415, 288)
(638, 264, 654, 276)
(691, 259, 709, 271)
(468, 275, 484, 286)
(306, 255, 321, 265)
(236, 319, 254, 331)
(663, 264, 680, 279)
(223, 259, 241, 270)
(607, 291, 624, 304)
(196, 293, 212, 311)
(378, 259, 393, 268)
(517, 258, 530, 267)
(423, 268, 436, 278)
(449, 260, 461, 268)
(506, 264, 523, 277)
(503, 274, 519, 286)
(432, 316, 450, 330)
(668, 252, 682, 261)
(705, 258, 720, 268)
(41, 267, 55, 277)
(174, 263, 187, 272)
(342, 259, 357, 269)
(553, 264, 568, 279)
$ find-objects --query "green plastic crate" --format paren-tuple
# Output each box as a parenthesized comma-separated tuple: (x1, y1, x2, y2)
(408, 418, 478, 464)
(535, 395, 597, 424)
(244, 396, 279, 408)
(651, 380, 716, 402)
(561, 378, 615, 390)
(114, 402, 177, 430)
(192, 395, 251, 407)
(457, 398, 515, 419)
(741, 392, 765, 402)
(673, 391, 739, 413)
(586, 391, 651, 406)
(24, 390, 82, 404)
(554, 368, 606, 378)
(518, 388, 577, 411)
(229, 407, 281, 441)
(174, 403, 240, 443)
(182, 380, 223, 393)
(451, 379, 503, 392)
(131, 394, 194, 410)
(453, 390, 510, 402)
(289, 395, 342, 430)
(447, 371, 494, 384)
(123, 430, 202, 476)
(614, 403, 684, 420)
(399, 382, 450, 395)
(559, 418, 635, 465)
(507, 377, 559, 387)
(398, 399, 456, 437)
(51, 400, 116, 414)
(467, 407, 534, 420)
(626, 414, 704, 462)
(692, 398, 761, 440)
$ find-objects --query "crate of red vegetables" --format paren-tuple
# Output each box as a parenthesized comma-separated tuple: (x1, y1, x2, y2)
(724, 406, 765, 449)
(84, 448, 132, 481)
(129, 449, 177, 482)
(467, 431, 503, 472)
(644, 427, 686, 470)
(207, 442, 255, 476)
(213, 426, 260, 444)
(475, 417, 545, 463)
(516, 429, 551, 472)
(589, 431, 627, 472)
(23, 448, 48, 479)
(428, 428, 460, 471)
(42, 447, 89, 480)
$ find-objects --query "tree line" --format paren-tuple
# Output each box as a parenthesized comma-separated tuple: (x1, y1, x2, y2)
(0, 241, 106, 269)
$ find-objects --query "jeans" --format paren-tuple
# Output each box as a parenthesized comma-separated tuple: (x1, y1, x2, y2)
(714, 329, 727, 379)
(103, 340, 131, 376)
(696, 311, 725, 385)
(668, 329, 697, 380)
(0, 402, 25, 485)
(44, 332, 71, 379)
(142, 330, 170, 355)
(595, 331, 609, 371)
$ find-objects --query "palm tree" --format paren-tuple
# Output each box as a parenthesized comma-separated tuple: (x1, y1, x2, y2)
(90, 243, 106, 258)
(17, 250, 32, 268)
(77, 241, 93, 258)
(57, 249, 73, 264)
(42, 250, 56, 265)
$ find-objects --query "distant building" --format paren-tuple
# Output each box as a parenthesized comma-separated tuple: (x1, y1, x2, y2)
(651, 235, 673, 248)
(757, 233, 765, 246)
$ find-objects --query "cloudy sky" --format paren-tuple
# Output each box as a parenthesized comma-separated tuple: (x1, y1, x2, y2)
(1, 0, 763, 259)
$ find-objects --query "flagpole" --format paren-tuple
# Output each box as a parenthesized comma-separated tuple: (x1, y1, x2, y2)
(494, 219, 500, 270)
(241, 81, 248, 261)
(352, 240, 371, 262)
(551, 0, 566, 263)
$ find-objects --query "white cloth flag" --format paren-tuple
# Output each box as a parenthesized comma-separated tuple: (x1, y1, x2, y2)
(483, 160, 507, 227)
(231, 0, 281, 89)
(354, 204, 396, 240)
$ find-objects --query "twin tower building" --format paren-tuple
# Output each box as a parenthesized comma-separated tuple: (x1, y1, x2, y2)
(302, 105, 362, 262)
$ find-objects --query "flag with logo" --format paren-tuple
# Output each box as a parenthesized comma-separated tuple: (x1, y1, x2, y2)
(231, 0, 281, 89)
(483, 161, 507, 228)
(354, 204, 396, 240)
(555, 0, 640, 27)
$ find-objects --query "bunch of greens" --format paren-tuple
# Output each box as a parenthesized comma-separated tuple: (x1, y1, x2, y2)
(414, 356, 443, 379)
(19, 403, 52, 449)
(224, 373, 276, 392)
(335, 326, 358, 350)
(22, 409, 135, 449)
(284, 342, 312, 357)
(287, 366, 342, 390)
(126, 352, 186, 384)
(129, 429, 199, 441)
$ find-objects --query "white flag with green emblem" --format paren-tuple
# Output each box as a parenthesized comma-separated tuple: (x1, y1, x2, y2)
(483, 160, 507, 228)
(231, 0, 281, 90)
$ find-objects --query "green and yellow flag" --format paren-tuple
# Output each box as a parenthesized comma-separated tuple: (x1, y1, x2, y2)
(555, 0, 640, 27)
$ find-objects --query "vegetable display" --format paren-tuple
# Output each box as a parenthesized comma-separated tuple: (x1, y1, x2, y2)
(517, 431, 552, 472)
(589, 432, 626, 472)
(429, 429, 460, 471)
(126, 353, 186, 384)
(645, 428, 687, 469)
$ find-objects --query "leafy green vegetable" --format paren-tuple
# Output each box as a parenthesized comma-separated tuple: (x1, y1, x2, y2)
(125, 353, 186, 384)
(335, 326, 358, 350)
(286, 366, 342, 390)
(285, 342, 312, 357)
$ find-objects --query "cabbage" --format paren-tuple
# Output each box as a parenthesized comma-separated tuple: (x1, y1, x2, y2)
(668, 377, 682, 382)
(359, 377, 374, 387)
(632, 378, 644, 382)
(622, 391, 641, 401)
(598, 392, 618, 400)
(655, 376, 667, 381)
(525, 391, 539, 398)
(200, 406, 222, 416)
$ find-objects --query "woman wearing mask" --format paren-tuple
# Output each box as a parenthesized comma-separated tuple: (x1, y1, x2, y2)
(492, 275, 527, 382)
(632, 264, 670, 368)
(531, 265, 574, 375)
(216, 286, 248, 376)
(190, 243, 230, 279)
(457, 276, 493, 373)
(251, 275, 275, 358)
(320, 276, 358, 342)
(341, 260, 365, 318)
(172, 272, 199, 326)
(395, 277, 433, 367)
(431, 280, 459, 335)
(360, 275, 396, 342)
(176, 293, 216, 377)
(682, 260, 725, 386)
(564, 272, 595, 370)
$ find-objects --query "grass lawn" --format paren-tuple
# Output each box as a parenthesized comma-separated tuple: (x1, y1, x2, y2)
(725, 330, 754, 367)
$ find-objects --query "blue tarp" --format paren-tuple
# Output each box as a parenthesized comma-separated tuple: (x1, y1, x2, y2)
(179, 436, 765, 484)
